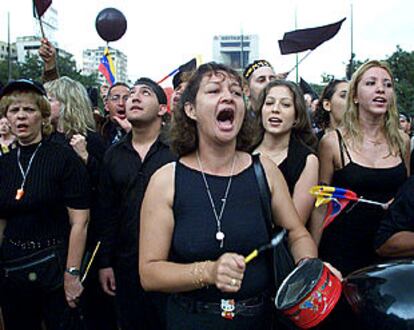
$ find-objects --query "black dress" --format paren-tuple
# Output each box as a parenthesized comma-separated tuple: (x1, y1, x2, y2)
(319, 130, 407, 329)
(278, 135, 315, 195)
(168, 159, 273, 330)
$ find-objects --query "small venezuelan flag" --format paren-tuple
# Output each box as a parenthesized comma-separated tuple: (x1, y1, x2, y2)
(98, 47, 116, 86)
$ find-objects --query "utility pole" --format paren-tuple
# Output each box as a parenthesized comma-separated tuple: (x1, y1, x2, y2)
(348, 3, 355, 80)
(240, 28, 244, 71)
(8, 12, 12, 81)
(295, 7, 299, 83)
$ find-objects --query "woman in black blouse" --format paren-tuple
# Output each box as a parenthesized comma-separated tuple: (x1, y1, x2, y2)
(139, 63, 322, 329)
(252, 80, 318, 225)
(0, 79, 90, 330)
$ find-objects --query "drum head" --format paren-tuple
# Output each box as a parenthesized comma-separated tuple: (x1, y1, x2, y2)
(276, 258, 323, 309)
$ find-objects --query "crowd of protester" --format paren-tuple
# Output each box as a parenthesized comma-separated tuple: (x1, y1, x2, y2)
(0, 38, 413, 330)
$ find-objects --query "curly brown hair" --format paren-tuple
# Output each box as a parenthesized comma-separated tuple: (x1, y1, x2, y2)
(169, 62, 255, 156)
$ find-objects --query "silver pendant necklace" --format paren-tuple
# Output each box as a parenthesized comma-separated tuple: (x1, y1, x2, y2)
(16, 142, 42, 201)
(196, 151, 236, 248)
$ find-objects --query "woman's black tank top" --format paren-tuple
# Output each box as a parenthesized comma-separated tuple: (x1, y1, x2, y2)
(171, 159, 272, 301)
(319, 130, 407, 275)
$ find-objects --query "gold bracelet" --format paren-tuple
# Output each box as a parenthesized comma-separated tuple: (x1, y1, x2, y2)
(191, 261, 211, 289)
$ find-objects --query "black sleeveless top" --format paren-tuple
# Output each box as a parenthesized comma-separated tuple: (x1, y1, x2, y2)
(278, 135, 315, 195)
(319, 130, 407, 276)
(171, 159, 272, 302)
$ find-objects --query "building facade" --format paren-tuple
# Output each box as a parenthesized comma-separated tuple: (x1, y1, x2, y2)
(82, 46, 128, 85)
(0, 41, 17, 62)
(15, 36, 73, 63)
(212, 34, 259, 71)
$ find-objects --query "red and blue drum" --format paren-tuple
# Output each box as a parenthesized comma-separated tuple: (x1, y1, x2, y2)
(275, 258, 342, 329)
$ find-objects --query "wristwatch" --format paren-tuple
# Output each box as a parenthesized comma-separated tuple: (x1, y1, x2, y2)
(65, 267, 81, 276)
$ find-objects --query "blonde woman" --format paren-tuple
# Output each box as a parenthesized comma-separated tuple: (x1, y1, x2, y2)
(316, 61, 409, 329)
(44, 77, 106, 185)
(44, 78, 114, 329)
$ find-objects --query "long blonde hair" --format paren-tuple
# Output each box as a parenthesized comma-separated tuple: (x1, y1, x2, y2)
(44, 76, 96, 137)
(342, 60, 404, 157)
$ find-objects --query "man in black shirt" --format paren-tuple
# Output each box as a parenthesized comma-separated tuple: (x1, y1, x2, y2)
(97, 77, 175, 330)
(376, 176, 414, 258)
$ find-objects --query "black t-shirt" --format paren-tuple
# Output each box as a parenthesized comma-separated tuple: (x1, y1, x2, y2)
(375, 176, 414, 249)
(0, 140, 90, 245)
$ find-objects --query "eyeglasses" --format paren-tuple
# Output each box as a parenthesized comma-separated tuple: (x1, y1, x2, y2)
(108, 94, 130, 102)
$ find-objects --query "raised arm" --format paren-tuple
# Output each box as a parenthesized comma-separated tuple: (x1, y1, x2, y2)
(39, 38, 59, 82)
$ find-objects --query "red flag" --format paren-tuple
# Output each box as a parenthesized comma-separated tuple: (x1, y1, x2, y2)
(33, 0, 52, 18)
(323, 198, 350, 229)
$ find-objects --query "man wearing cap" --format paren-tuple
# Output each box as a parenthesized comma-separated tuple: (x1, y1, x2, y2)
(243, 59, 288, 113)
(97, 78, 175, 330)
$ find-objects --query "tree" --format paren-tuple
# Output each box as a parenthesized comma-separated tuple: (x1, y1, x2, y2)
(55, 52, 98, 88)
(0, 52, 98, 88)
(334, 46, 414, 115)
(385, 46, 414, 114)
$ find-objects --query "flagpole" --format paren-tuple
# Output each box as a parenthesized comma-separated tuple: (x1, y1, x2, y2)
(7, 12, 12, 81)
(286, 50, 312, 75)
(349, 3, 354, 78)
(240, 27, 244, 70)
(36, 11, 46, 39)
(295, 7, 299, 83)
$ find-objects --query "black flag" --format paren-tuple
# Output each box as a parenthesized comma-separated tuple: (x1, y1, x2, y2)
(278, 18, 346, 55)
(33, 0, 52, 18)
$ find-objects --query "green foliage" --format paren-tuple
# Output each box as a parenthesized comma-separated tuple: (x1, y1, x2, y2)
(385, 46, 414, 114)
(0, 52, 98, 88)
(329, 46, 414, 114)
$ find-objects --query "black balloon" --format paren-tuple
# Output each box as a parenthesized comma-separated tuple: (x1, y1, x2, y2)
(95, 8, 127, 42)
(343, 259, 414, 330)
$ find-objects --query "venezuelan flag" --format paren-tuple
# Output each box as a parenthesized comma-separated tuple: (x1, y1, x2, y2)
(98, 47, 116, 86)
(323, 198, 350, 229)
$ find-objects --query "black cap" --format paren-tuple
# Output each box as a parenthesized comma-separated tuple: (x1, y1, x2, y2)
(172, 58, 197, 90)
(0, 79, 47, 98)
(134, 77, 167, 105)
(243, 60, 273, 80)
(299, 78, 318, 100)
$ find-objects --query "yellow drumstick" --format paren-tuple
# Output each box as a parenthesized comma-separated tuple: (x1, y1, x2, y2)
(244, 230, 286, 264)
(81, 241, 101, 283)
(245, 250, 259, 263)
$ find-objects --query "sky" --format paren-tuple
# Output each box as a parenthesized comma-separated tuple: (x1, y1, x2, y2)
(1, 0, 413, 86)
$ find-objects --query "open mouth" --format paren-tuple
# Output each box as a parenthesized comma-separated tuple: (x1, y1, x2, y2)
(116, 109, 127, 118)
(216, 108, 235, 130)
(268, 117, 282, 125)
(16, 123, 29, 130)
(373, 97, 387, 105)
